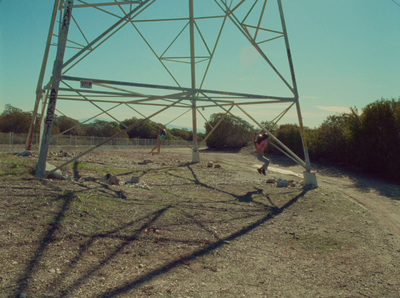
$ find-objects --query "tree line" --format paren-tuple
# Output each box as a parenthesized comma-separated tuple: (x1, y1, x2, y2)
(0, 104, 204, 141)
(1, 98, 399, 182)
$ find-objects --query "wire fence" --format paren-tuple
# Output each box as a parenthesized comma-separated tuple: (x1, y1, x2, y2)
(0, 132, 194, 152)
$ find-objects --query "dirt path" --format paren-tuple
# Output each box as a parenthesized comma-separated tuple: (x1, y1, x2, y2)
(276, 163, 400, 243)
(317, 170, 400, 239)
(266, 154, 400, 240)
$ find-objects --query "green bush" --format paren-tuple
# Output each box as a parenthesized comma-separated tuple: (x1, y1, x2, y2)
(311, 112, 357, 163)
(205, 113, 254, 149)
(0, 105, 32, 133)
(270, 124, 304, 158)
(306, 98, 400, 182)
(86, 120, 128, 138)
(351, 99, 400, 178)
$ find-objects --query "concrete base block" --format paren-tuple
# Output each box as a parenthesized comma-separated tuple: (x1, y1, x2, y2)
(303, 171, 318, 188)
(192, 151, 200, 163)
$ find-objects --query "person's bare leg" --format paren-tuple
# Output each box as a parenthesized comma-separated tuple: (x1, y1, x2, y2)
(155, 142, 161, 154)
(150, 144, 158, 154)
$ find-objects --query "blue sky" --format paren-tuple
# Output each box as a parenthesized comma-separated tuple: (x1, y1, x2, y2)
(1, 0, 399, 130)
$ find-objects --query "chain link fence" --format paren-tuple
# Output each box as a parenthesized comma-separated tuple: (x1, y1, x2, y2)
(0, 132, 194, 152)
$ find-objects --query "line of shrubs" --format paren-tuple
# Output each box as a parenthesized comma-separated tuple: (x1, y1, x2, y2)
(205, 98, 400, 183)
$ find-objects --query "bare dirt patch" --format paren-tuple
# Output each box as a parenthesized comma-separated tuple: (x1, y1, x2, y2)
(1, 148, 399, 297)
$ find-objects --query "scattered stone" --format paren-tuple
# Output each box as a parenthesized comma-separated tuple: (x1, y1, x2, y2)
(18, 150, 32, 157)
(145, 227, 161, 233)
(266, 178, 275, 184)
(126, 180, 151, 190)
(138, 160, 153, 165)
(62, 151, 72, 157)
(80, 211, 89, 217)
(207, 161, 213, 168)
(127, 176, 140, 184)
(102, 173, 121, 185)
(49, 150, 74, 158)
(82, 176, 98, 182)
(214, 164, 222, 168)
(43, 163, 64, 180)
(277, 178, 289, 188)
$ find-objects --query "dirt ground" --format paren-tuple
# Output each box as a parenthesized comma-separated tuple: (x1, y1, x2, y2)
(1, 147, 399, 297)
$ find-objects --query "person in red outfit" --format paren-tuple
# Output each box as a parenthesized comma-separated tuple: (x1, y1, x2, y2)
(254, 133, 270, 175)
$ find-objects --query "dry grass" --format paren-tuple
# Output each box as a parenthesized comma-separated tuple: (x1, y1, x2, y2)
(0, 148, 399, 297)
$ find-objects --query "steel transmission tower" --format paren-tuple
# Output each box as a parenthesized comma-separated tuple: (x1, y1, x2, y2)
(29, 0, 317, 186)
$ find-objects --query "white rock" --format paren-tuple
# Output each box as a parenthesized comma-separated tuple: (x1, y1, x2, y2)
(127, 176, 140, 184)
(277, 178, 289, 188)
(43, 163, 63, 180)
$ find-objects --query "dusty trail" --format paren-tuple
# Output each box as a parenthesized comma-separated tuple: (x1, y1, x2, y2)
(222, 148, 400, 241)
(268, 154, 400, 240)
(317, 173, 400, 240)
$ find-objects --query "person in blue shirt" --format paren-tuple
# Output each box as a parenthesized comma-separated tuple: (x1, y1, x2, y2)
(150, 128, 167, 155)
